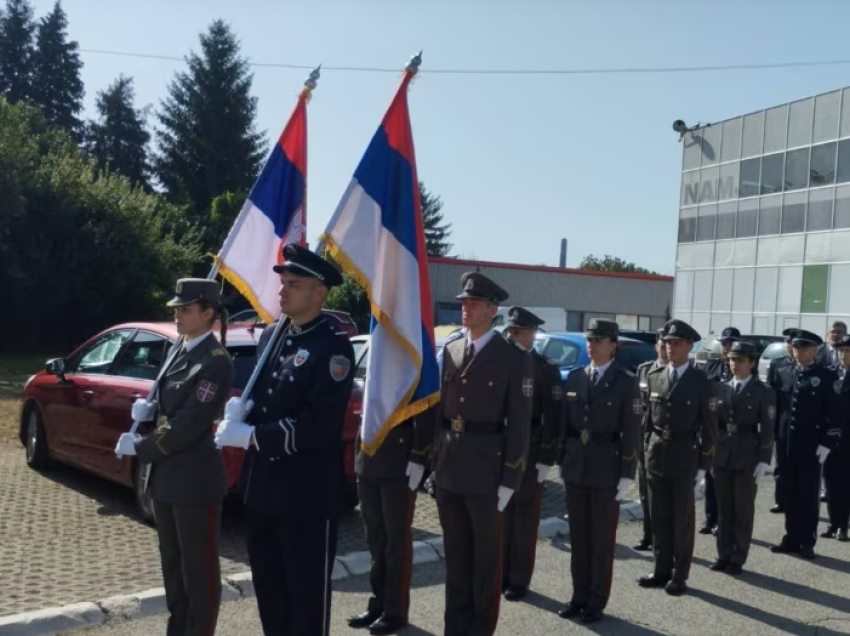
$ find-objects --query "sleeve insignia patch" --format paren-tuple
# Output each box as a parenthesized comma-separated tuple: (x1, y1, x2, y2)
(330, 355, 351, 382)
(633, 398, 643, 415)
(196, 380, 218, 403)
(522, 379, 534, 397)
(708, 397, 719, 412)
(552, 385, 563, 401)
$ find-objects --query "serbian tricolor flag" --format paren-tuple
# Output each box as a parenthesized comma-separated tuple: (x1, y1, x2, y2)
(321, 56, 439, 455)
(213, 88, 310, 324)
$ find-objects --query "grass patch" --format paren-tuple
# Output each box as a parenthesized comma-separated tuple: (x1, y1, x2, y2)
(0, 354, 50, 378)
(0, 396, 21, 445)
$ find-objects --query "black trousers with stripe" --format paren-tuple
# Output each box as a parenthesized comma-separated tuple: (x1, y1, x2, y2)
(153, 501, 222, 636)
(245, 510, 338, 636)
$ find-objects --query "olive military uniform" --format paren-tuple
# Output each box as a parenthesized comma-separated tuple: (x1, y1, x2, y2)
(352, 406, 437, 632)
(134, 279, 234, 636)
(434, 273, 533, 636)
(772, 330, 841, 556)
(501, 307, 564, 599)
(559, 319, 641, 619)
(640, 320, 718, 593)
(239, 246, 355, 636)
(823, 337, 850, 540)
(712, 341, 775, 570)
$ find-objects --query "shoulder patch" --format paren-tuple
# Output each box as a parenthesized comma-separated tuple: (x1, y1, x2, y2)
(211, 348, 227, 358)
(330, 355, 351, 382)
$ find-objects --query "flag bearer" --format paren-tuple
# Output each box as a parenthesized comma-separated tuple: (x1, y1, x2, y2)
(822, 334, 850, 541)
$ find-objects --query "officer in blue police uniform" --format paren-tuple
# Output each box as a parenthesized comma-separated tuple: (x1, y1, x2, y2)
(767, 328, 796, 513)
(215, 244, 355, 636)
(822, 334, 850, 541)
(770, 329, 841, 559)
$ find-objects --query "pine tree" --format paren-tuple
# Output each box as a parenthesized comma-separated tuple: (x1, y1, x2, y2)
(31, 0, 83, 136)
(155, 19, 265, 231)
(86, 75, 151, 189)
(0, 0, 36, 104)
(419, 181, 452, 257)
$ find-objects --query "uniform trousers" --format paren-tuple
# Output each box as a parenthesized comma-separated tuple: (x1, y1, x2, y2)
(774, 444, 785, 506)
(713, 467, 757, 565)
(565, 485, 620, 611)
(703, 470, 718, 527)
(647, 475, 696, 581)
(779, 457, 821, 549)
(502, 469, 543, 588)
(152, 501, 222, 636)
(245, 510, 337, 636)
(824, 448, 850, 532)
(435, 488, 502, 636)
(358, 478, 416, 621)
(637, 455, 653, 543)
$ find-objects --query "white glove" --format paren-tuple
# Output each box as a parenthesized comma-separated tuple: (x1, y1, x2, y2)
(695, 469, 706, 496)
(497, 486, 514, 512)
(816, 445, 830, 464)
(535, 463, 549, 483)
(224, 396, 254, 422)
(615, 477, 632, 501)
(405, 462, 425, 491)
(753, 462, 769, 484)
(131, 399, 157, 422)
(115, 433, 139, 457)
(214, 419, 255, 449)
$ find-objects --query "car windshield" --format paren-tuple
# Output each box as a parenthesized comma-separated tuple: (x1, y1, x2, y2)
(761, 342, 788, 361)
(616, 341, 657, 372)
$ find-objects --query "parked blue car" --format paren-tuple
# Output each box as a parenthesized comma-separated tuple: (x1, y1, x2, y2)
(532, 332, 657, 381)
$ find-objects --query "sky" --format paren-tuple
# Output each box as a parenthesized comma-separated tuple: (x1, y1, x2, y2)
(28, 0, 850, 275)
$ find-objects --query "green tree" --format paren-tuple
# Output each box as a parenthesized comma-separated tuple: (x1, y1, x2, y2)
(579, 253, 660, 276)
(0, 0, 36, 104)
(208, 189, 247, 254)
(419, 181, 452, 256)
(86, 75, 151, 189)
(30, 0, 83, 137)
(155, 19, 266, 240)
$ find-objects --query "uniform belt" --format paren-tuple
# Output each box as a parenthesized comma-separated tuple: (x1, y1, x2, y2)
(724, 423, 758, 434)
(652, 427, 697, 442)
(443, 418, 504, 435)
(568, 430, 621, 444)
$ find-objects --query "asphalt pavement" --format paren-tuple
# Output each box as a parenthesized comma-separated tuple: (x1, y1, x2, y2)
(74, 482, 850, 636)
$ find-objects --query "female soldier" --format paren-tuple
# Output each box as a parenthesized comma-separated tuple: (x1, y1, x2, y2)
(115, 278, 234, 636)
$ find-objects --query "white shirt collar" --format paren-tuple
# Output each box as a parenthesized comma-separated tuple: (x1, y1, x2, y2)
(184, 330, 213, 353)
(733, 375, 751, 390)
(467, 329, 496, 355)
(590, 360, 612, 377)
(669, 360, 689, 377)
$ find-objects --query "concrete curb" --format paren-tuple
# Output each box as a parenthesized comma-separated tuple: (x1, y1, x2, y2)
(0, 500, 643, 636)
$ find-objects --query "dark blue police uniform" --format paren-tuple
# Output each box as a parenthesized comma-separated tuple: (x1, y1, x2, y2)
(240, 246, 355, 636)
(767, 329, 795, 511)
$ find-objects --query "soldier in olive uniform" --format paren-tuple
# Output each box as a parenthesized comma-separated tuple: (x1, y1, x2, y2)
(434, 272, 533, 636)
(501, 307, 564, 602)
(823, 334, 850, 541)
(767, 328, 796, 513)
(633, 328, 668, 552)
(557, 319, 641, 624)
(214, 245, 355, 636)
(638, 319, 718, 596)
(710, 341, 775, 575)
(701, 326, 743, 535)
(347, 406, 437, 634)
(770, 329, 841, 559)
(116, 279, 234, 636)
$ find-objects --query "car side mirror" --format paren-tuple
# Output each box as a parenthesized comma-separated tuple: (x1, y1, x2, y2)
(46, 358, 68, 382)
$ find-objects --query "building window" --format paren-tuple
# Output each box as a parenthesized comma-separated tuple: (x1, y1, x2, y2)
(784, 148, 809, 191)
(801, 264, 829, 314)
(732, 268, 755, 312)
(698, 166, 720, 203)
(764, 105, 788, 154)
(678, 208, 697, 243)
(810, 142, 837, 186)
(836, 185, 850, 229)
(781, 192, 807, 234)
(828, 264, 850, 314)
(638, 316, 651, 331)
(754, 267, 779, 313)
(761, 153, 784, 195)
(683, 132, 703, 171)
(841, 88, 850, 138)
(696, 205, 716, 242)
(716, 202, 736, 239)
(700, 125, 721, 166)
(777, 266, 803, 314)
(813, 91, 840, 143)
(808, 187, 834, 232)
(712, 269, 734, 312)
(720, 118, 742, 163)
(836, 139, 850, 184)
(787, 97, 814, 149)
(681, 170, 700, 207)
(741, 111, 764, 158)
(692, 270, 714, 312)
(739, 158, 761, 198)
(758, 196, 781, 236)
(736, 198, 758, 237)
(719, 162, 739, 201)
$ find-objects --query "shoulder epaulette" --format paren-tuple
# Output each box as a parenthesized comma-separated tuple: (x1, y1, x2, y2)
(211, 348, 227, 357)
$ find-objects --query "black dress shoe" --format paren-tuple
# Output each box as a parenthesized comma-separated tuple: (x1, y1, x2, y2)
(504, 585, 528, 601)
(838, 530, 849, 542)
(349, 610, 382, 629)
(770, 542, 798, 554)
(638, 574, 670, 588)
(699, 524, 715, 535)
(369, 616, 407, 635)
(821, 527, 836, 539)
(709, 559, 728, 571)
(633, 539, 653, 551)
(581, 608, 603, 624)
(799, 546, 816, 560)
(769, 505, 784, 514)
(665, 579, 688, 596)
(558, 603, 585, 619)
(727, 563, 743, 575)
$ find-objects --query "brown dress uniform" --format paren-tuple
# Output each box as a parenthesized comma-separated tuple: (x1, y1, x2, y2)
(501, 307, 564, 599)
(434, 273, 533, 636)
(559, 319, 641, 619)
(712, 341, 775, 571)
(351, 406, 437, 632)
(640, 320, 718, 593)
(134, 279, 234, 636)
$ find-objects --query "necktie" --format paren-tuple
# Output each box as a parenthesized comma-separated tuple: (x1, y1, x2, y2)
(462, 341, 474, 369)
(591, 369, 599, 385)
(670, 368, 679, 387)
(735, 382, 743, 395)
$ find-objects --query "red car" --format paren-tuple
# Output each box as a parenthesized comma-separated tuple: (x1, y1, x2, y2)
(18, 322, 363, 523)
(226, 309, 359, 338)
